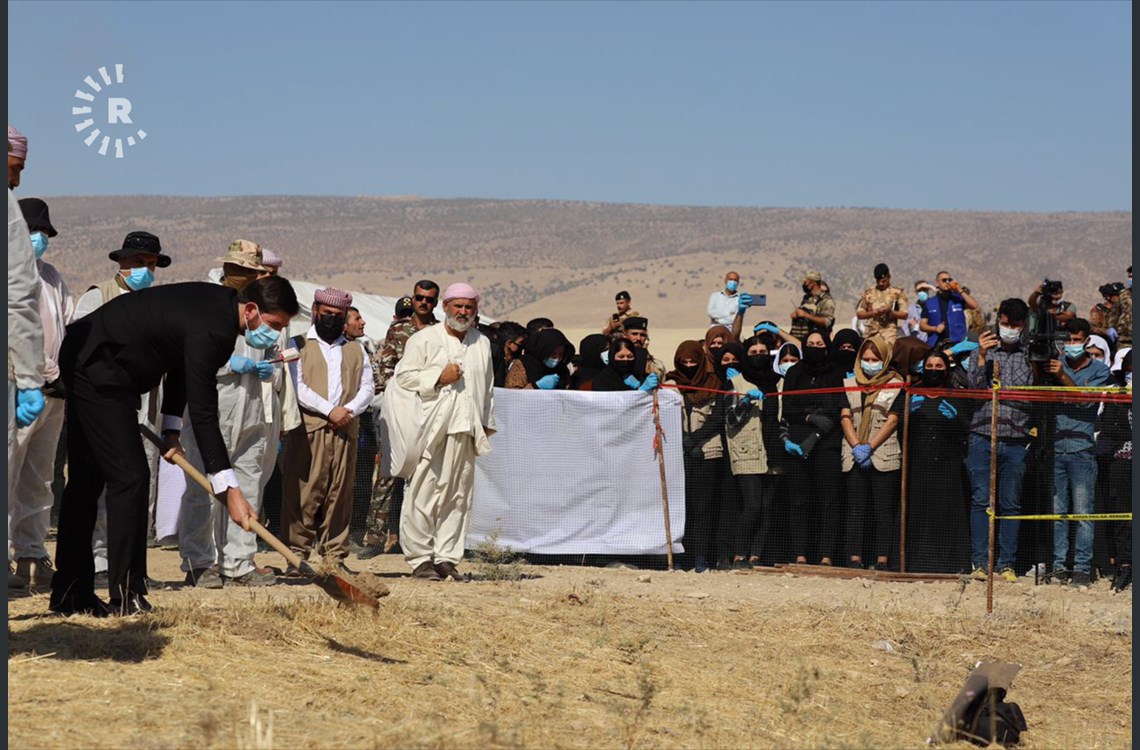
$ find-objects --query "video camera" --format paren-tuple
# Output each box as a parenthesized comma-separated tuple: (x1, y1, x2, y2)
(1026, 279, 1066, 363)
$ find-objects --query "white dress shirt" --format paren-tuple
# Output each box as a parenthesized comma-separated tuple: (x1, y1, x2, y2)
(707, 290, 740, 327)
(291, 327, 375, 418)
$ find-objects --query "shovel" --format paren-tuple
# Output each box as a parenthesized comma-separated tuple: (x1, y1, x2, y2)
(140, 424, 380, 609)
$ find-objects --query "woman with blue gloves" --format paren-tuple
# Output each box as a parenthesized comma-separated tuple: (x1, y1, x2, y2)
(905, 349, 970, 573)
(840, 335, 905, 570)
(779, 331, 846, 565)
(503, 328, 574, 390)
(588, 338, 658, 392)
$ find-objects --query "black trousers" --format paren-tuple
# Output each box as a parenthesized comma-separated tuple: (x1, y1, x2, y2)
(52, 367, 152, 602)
(683, 455, 725, 565)
(844, 467, 899, 563)
(1109, 458, 1132, 566)
(787, 448, 842, 561)
(735, 474, 775, 559)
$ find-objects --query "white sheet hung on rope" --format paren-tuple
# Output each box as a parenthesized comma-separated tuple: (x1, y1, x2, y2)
(465, 388, 686, 555)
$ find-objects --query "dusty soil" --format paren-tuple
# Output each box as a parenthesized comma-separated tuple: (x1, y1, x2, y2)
(7, 547, 1132, 749)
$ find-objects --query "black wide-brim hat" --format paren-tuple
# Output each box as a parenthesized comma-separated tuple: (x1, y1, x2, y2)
(109, 231, 172, 267)
(17, 197, 58, 237)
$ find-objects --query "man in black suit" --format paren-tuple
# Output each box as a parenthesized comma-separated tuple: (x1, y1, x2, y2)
(50, 268, 300, 616)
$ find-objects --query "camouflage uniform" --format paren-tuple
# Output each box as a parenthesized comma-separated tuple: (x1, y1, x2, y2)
(363, 318, 435, 551)
(1089, 302, 1112, 338)
(1108, 290, 1133, 347)
(790, 291, 836, 341)
(856, 285, 908, 344)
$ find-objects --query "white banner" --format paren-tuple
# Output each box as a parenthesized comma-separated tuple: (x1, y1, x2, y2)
(468, 388, 686, 555)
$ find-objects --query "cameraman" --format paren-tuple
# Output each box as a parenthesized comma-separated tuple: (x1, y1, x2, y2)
(964, 298, 1035, 582)
(1043, 318, 1111, 587)
(1028, 280, 1076, 331)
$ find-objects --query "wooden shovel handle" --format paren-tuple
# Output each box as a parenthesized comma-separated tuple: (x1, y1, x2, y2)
(139, 424, 304, 570)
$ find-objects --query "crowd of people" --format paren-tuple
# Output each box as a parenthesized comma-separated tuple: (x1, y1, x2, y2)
(6, 121, 1134, 619)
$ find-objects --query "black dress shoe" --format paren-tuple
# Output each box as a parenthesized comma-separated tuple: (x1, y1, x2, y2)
(109, 593, 155, 616)
(49, 591, 111, 618)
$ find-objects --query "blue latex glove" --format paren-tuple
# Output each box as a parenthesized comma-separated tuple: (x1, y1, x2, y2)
(536, 373, 561, 390)
(737, 294, 753, 314)
(783, 439, 804, 457)
(949, 340, 979, 356)
(852, 444, 873, 466)
(1107, 327, 1118, 342)
(938, 400, 958, 420)
(638, 373, 660, 392)
(755, 322, 780, 336)
(623, 374, 642, 390)
(229, 355, 256, 374)
(725, 367, 741, 380)
(909, 395, 926, 412)
(254, 360, 275, 381)
(15, 388, 45, 427)
(740, 388, 765, 405)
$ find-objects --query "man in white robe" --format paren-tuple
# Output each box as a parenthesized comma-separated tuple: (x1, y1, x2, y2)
(391, 282, 495, 581)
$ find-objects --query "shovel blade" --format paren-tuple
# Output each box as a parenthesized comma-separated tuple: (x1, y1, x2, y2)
(298, 561, 380, 609)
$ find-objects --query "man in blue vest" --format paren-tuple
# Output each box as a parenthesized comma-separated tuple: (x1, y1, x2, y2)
(920, 270, 979, 347)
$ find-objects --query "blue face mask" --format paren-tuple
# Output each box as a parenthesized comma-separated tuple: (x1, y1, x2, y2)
(1063, 344, 1087, 361)
(1127, 278, 1133, 290)
(244, 308, 280, 350)
(726, 280, 739, 293)
(779, 362, 793, 377)
(959, 357, 971, 372)
(30, 232, 48, 259)
(1126, 372, 1133, 385)
(861, 360, 884, 376)
(917, 291, 929, 303)
(124, 266, 154, 290)
(543, 357, 561, 369)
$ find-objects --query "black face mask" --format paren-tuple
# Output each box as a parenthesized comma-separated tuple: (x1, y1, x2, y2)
(923, 369, 949, 387)
(835, 349, 857, 375)
(802, 283, 812, 295)
(315, 313, 346, 343)
(678, 362, 699, 378)
(803, 347, 828, 366)
(612, 360, 636, 377)
(747, 354, 773, 372)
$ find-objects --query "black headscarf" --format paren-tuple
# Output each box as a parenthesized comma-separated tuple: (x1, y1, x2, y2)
(519, 328, 574, 387)
(832, 328, 862, 376)
(801, 330, 834, 375)
(714, 342, 747, 381)
(572, 333, 610, 389)
(590, 337, 649, 392)
(918, 349, 952, 388)
(741, 335, 780, 391)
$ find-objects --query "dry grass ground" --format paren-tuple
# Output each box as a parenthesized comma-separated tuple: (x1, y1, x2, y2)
(8, 549, 1132, 749)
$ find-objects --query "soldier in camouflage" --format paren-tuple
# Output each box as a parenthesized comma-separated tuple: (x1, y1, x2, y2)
(359, 281, 440, 558)
(1106, 268, 1132, 348)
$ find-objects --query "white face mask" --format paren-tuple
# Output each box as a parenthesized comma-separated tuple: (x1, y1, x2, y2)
(861, 359, 884, 376)
(999, 325, 1021, 345)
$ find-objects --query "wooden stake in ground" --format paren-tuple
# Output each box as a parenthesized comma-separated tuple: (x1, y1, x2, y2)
(899, 376, 912, 573)
(139, 425, 380, 609)
(986, 361, 1000, 615)
(651, 390, 675, 572)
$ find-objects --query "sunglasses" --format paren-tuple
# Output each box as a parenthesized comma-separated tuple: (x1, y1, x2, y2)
(414, 294, 438, 303)
(938, 277, 953, 283)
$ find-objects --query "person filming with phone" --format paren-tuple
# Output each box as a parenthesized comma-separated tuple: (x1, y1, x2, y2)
(856, 263, 908, 346)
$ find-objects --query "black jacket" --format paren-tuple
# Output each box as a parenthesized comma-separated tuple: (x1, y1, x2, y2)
(63, 282, 243, 474)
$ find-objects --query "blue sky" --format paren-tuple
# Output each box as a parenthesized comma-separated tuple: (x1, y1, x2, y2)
(7, 1, 1132, 210)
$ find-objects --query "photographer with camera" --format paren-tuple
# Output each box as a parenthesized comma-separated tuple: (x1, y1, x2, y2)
(919, 271, 979, 347)
(964, 298, 1035, 582)
(1042, 318, 1111, 587)
(1028, 279, 1076, 332)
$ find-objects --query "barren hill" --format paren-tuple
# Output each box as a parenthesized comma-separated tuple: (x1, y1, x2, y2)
(38, 196, 1131, 330)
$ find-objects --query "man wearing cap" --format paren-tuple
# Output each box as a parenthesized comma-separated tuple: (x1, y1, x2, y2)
(360, 281, 440, 558)
(387, 282, 495, 581)
(856, 263, 908, 346)
(7, 185, 45, 590)
(179, 241, 281, 588)
(74, 230, 174, 586)
(51, 275, 300, 616)
(602, 290, 640, 336)
(622, 316, 667, 380)
(8, 124, 27, 189)
(9, 199, 74, 588)
(708, 271, 743, 328)
(790, 271, 836, 341)
(281, 288, 375, 570)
